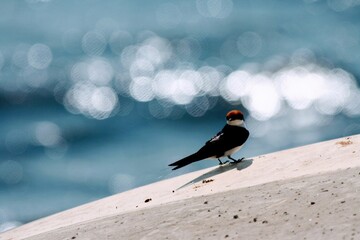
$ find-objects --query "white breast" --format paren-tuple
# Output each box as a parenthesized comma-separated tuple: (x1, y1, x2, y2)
(224, 145, 243, 156)
(209, 145, 244, 159)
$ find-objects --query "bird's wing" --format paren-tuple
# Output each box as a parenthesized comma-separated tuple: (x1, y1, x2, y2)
(206, 130, 224, 144)
(168, 129, 227, 169)
(198, 136, 229, 158)
(200, 125, 249, 158)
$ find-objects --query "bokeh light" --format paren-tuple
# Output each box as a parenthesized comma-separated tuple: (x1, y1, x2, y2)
(1, 25, 360, 122)
(244, 75, 282, 121)
(34, 121, 62, 147)
(64, 82, 119, 119)
(88, 58, 114, 86)
(130, 76, 155, 102)
(59, 38, 360, 121)
(27, 44, 52, 70)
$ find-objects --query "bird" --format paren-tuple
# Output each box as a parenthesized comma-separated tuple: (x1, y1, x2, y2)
(169, 110, 250, 170)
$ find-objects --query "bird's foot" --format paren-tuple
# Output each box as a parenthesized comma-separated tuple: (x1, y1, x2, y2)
(228, 156, 245, 164)
(218, 159, 229, 165)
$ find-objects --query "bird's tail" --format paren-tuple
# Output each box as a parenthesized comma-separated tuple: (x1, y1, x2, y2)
(168, 153, 205, 170)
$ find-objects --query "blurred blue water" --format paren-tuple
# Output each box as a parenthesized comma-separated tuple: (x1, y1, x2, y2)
(1, 0, 360, 232)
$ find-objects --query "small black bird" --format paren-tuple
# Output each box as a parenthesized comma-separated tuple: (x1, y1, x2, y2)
(169, 110, 250, 170)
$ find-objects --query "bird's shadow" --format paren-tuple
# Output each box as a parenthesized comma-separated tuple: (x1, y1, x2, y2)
(176, 158, 253, 190)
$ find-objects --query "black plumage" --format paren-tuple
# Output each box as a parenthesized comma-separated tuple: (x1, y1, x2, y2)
(169, 124, 249, 170)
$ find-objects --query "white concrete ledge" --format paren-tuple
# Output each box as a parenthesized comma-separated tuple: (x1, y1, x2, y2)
(1, 134, 359, 240)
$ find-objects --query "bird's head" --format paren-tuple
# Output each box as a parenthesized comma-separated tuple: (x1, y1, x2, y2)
(226, 110, 245, 127)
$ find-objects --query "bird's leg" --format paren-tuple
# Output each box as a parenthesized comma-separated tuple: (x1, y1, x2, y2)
(228, 156, 245, 163)
(218, 158, 230, 165)
(219, 158, 230, 165)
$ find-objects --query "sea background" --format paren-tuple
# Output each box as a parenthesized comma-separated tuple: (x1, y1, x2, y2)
(1, 0, 360, 232)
